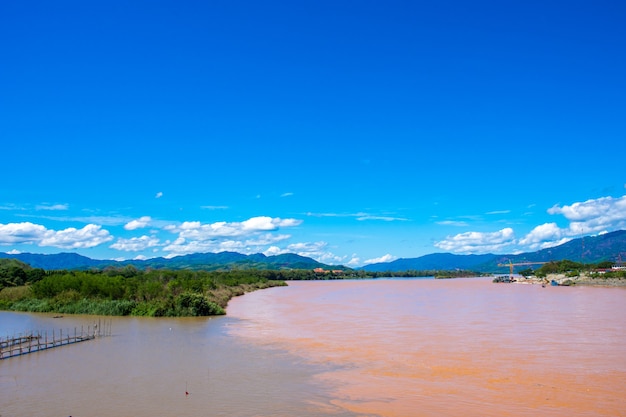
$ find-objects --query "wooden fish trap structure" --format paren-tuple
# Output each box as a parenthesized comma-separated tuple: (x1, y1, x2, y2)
(0, 318, 112, 360)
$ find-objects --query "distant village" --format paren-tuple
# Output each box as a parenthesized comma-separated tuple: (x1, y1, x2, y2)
(313, 268, 346, 275)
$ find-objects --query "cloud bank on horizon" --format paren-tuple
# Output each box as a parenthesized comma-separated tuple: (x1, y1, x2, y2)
(1, 195, 625, 266)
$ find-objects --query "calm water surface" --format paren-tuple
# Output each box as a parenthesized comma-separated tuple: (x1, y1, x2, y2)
(1, 278, 625, 417)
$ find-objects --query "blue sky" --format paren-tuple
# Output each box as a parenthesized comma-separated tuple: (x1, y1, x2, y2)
(1, 1, 625, 266)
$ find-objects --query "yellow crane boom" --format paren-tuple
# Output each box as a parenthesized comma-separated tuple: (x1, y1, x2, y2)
(497, 261, 548, 278)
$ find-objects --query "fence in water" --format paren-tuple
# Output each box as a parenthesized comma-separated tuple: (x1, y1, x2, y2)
(0, 318, 112, 360)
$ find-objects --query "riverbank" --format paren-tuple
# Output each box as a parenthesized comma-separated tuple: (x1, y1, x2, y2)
(512, 273, 626, 287)
(0, 279, 286, 317)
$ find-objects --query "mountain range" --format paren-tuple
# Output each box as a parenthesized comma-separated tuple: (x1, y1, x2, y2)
(1, 230, 625, 272)
(0, 251, 333, 271)
(362, 230, 626, 272)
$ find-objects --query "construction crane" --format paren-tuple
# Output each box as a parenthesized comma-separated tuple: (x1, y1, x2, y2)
(497, 261, 548, 279)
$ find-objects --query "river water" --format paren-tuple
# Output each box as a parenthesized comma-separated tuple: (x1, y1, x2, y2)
(1, 278, 625, 416)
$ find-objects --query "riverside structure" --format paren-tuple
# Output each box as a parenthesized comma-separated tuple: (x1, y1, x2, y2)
(0, 318, 111, 359)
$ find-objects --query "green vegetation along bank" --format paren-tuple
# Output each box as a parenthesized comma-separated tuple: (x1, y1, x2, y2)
(0, 260, 287, 317)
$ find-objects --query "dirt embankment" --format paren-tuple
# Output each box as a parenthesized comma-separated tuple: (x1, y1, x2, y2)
(514, 273, 626, 287)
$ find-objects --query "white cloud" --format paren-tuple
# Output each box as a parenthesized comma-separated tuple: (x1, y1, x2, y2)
(124, 216, 152, 231)
(245, 233, 291, 246)
(242, 216, 293, 231)
(519, 222, 561, 243)
(0, 222, 49, 244)
(36, 203, 69, 211)
(263, 246, 287, 256)
(281, 192, 294, 197)
(271, 241, 348, 265)
(435, 228, 516, 254)
(155, 192, 163, 198)
(201, 205, 228, 210)
(263, 243, 346, 264)
(29, 214, 132, 227)
(364, 254, 398, 265)
(486, 210, 510, 215)
(160, 216, 303, 258)
(307, 211, 408, 221)
(162, 239, 249, 257)
(306, 212, 341, 218)
(40, 224, 113, 249)
(547, 195, 626, 233)
(0, 204, 24, 211)
(262, 243, 346, 265)
(356, 215, 408, 222)
(274, 218, 302, 227)
(110, 235, 161, 251)
(169, 216, 302, 240)
(436, 220, 469, 227)
(0, 222, 112, 249)
(285, 241, 327, 253)
(517, 223, 572, 251)
(159, 233, 291, 257)
(7, 249, 21, 254)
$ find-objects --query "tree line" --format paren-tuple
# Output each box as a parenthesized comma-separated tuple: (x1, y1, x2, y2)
(0, 261, 287, 317)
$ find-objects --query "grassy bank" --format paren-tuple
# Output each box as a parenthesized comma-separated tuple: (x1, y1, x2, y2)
(0, 267, 286, 317)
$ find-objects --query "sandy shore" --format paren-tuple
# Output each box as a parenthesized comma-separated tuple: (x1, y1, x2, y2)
(512, 273, 626, 287)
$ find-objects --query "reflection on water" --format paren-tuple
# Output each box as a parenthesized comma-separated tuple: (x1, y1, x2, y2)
(1, 278, 625, 417)
(226, 278, 626, 417)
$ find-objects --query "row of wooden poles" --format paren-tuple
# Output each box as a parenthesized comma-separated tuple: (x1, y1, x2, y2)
(0, 318, 112, 360)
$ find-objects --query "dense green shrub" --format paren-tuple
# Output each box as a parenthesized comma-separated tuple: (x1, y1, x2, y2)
(173, 292, 225, 316)
(11, 298, 53, 313)
(131, 300, 169, 317)
(0, 285, 32, 302)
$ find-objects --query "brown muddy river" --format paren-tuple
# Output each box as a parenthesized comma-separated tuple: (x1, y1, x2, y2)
(1, 278, 625, 416)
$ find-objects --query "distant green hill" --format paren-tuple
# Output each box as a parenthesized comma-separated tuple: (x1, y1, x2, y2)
(0, 252, 111, 270)
(120, 252, 335, 271)
(0, 250, 340, 271)
(361, 253, 497, 272)
(0, 258, 32, 270)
